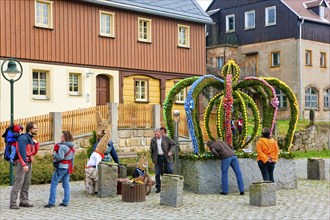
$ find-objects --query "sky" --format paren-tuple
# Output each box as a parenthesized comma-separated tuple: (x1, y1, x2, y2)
(196, 0, 212, 11)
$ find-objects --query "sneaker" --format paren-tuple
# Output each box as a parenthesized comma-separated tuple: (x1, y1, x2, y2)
(44, 204, 55, 208)
(59, 203, 68, 207)
(240, 191, 245, 195)
(220, 192, 228, 195)
(9, 205, 20, 209)
(19, 203, 33, 207)
(156, 189, 161, 193)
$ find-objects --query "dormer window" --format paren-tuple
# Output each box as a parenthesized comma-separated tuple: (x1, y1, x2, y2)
(320, 6, 325, 19)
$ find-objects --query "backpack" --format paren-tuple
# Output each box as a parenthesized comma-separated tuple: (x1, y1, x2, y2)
(2, 125, 17, 161)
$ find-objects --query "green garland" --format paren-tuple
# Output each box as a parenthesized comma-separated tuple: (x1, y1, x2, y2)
(163, 76, 199, 139)
(263, 77, 299, 151)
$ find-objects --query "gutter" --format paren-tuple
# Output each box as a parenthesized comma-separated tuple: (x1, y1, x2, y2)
(81, 0, 214, 24)
(298, 18, 305, 119)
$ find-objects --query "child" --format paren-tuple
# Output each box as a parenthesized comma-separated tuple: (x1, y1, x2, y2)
(6, 124, 23, 163)
(237, 117, 243, 134)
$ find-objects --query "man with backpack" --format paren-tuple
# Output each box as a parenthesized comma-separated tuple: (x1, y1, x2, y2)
(9, 122, 39, 209)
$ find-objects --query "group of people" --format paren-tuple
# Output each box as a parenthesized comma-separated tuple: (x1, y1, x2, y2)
(7, 120, 278, 209)
(207, 127, 279, 195)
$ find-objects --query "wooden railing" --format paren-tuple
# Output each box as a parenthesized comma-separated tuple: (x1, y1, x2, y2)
(0, 114, 53, 151)
(62, 105, 108, 136)
(118, 103, 154, 128)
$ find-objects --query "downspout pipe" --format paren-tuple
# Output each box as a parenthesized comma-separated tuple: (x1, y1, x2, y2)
(298, 18, 304, 119)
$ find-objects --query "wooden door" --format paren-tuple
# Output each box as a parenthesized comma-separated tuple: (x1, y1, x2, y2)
(96, 75, 110, 105)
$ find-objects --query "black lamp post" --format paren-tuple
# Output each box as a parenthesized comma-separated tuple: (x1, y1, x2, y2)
(1, 58, 23, 186)
(173, 110, 180, 174)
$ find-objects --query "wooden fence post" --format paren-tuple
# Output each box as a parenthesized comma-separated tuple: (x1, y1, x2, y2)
(110, 103, 118, 146)
(51, 112, 62, 143)
(153, 104, 160, 129)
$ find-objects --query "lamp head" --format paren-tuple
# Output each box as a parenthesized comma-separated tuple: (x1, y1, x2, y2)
(4, 60, 21, 78)
(173, 110, 180, 123)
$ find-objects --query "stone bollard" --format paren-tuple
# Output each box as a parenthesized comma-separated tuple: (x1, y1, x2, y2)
(98, 162, 118, 198)
(118, 164, 127, 178)
(160, 174, 184, 207)
(249, 181, 276, 206)
(307, 158, 325, 180)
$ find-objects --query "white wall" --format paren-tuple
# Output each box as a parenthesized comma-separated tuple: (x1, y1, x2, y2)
(0, 60, 119, 121)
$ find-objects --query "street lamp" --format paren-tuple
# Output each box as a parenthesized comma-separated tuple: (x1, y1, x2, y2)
(1, 58, 23, 186)
(173, 110, 180, 174)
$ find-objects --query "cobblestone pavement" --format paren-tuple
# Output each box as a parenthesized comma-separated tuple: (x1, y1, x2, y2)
(1, 159, 329, 220)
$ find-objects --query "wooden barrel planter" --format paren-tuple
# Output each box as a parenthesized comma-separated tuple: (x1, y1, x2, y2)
(122, 183, 146, 202)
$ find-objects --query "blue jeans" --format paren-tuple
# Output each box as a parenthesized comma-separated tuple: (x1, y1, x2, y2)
(258, 160, 276, 182)
(155, 156, 173, 190)
(221, 156, 244, 193)
(48, 168, 70, 205)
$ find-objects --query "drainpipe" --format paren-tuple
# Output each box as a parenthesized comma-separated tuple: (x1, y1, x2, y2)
(298, 18, 304, 119)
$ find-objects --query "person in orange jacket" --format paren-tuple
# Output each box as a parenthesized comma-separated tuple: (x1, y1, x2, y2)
(256, 128, 279, 182)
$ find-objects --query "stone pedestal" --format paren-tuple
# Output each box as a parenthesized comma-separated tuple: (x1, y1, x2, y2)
(118, 164, 127, 178)
(160, 174, 184, 207)
(307, 158, 325, 180)
(98, 163, 118, 198)
(122, 183, 146, 202)
(250, 181, 276, 206)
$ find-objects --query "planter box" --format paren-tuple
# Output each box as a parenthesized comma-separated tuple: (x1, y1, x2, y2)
(179, 158, 297, 194)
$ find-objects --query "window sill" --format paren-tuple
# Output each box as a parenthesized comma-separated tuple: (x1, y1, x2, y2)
(304, 108, 320, 111)
(305, 65, 312, 67)
(99, 34, 115, 39)
(178, 45, 190, 49)
(278, 108, 288, 111)
(174, 101, 185, 105)
(271, 65, 280, 68)
(265, 23, 276, 27)
(33, 96, 50, 100)
(244, 27, 255, 30)
(226, 30, 235, 33)
(69, 93, 82, 96)
(138, 39, 152, 44)
(34, 25, 54, 30)
(323, 108, 330, 111)
(135, 100, 150, 104)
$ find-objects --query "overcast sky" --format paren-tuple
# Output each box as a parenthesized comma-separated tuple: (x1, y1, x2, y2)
(196, 0, 212, 11)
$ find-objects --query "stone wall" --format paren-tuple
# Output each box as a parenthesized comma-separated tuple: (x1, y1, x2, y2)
(180, 158, 297, 194)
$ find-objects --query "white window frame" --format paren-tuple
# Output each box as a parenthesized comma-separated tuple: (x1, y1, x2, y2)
(305, 87, 318, 109)
(35, 0, 53, 28)
(138, 18, 152, 43)
(324, 89, 330, 109)
(275, 88, 287, 109)
(33, 70, 49, 100)
(320, 52, 326, 68)
(217, 56, 224, 70)
(99, 11, 115, 38)
(271, 51, 280, 67)
(69, 73, 81, 96)
(178, 24, 190, 48)
(305, 50, 312, 66)
(245, 10, 255, 30)
(135, 79, 148, 102)
(226, 14, 235, 32)
(265, 6, 276, 26)
(320, 6, 325, 19)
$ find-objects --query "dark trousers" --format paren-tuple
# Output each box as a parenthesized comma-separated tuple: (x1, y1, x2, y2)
(155, 155, 173, 190)
(258, 160, 276, 182)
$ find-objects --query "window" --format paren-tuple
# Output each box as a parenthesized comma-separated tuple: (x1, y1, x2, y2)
(35, 0, 53, 28)
(320, 6, 325, 19)
(265, 6, 276, 26)
(320, 52, 327, 68)
(305, 87, 318, 109)
(324, 89, 330, 109)
(217, 57, 224, 70)
(100, 11, 115, 37)
(226, 14, 235, 32)
(245, 10, 255, 30)
(33, 70, 48, 99)
(271, 51, 280, 67)
(138, 18, 152, 42)
(69, 73, 81, 96)
(275, 88, 287, 109)
(178, 25, 190, 48)
(174, 81, 186, 104)
(305, 50, 312, 66)
(134, 79, 149, 102)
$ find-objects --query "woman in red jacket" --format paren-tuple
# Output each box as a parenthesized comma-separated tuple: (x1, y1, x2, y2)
(256, 128, 279, 183)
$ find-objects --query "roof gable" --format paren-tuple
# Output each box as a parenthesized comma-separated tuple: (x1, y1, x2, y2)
(81, 0, 213, 24)
(281, 0, 330, 24)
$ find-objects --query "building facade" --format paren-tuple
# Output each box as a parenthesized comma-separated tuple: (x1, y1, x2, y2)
(206, 0, 330, 121)
(0, 0, 212, 121)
